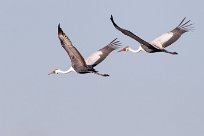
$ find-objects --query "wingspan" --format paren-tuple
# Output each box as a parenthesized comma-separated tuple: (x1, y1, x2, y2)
(58, 24, 87, 70)
(85, 38, 121, 67)
(110, 15, 159, 51)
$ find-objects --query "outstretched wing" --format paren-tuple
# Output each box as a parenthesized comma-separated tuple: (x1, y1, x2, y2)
(151, 17, 193, 48)
(110, 15, 160, 51)
(58, 24, 87, 69)
(85, 38, 121, 67)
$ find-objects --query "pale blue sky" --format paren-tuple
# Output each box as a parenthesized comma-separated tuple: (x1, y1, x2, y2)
(0, 0, 204, 136)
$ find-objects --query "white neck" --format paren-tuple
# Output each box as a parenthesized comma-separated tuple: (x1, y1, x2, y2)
(58, 67, 75, 74)
(129, 46, 143, 53)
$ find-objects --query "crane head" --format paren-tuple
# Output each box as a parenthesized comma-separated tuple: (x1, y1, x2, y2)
(48, 69, 60, 75)
(118, 46, 129, 52)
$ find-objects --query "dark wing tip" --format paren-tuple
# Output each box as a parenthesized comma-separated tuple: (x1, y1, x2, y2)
(110, 38, 122, 46)
(176, 17, 193, 32)
(177, 17, 186, 27)
(58, 23, 61, 30)
(110, 14, 113, 20)
(58, 23, 63, 35)
(110, 15, 118, 27)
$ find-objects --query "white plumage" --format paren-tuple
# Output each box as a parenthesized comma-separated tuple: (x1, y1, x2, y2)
(86, 51, 103, 66)
(150, 32, 174, 49)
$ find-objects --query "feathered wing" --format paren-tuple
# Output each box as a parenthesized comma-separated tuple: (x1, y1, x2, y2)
(110, 15, 160, 51)
(151, 17, 193, 48)
(58, 24, 88, 70)
(85, 38, 121, 67)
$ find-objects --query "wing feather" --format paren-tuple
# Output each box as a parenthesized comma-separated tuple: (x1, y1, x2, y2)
(85, 38, 121, 67)
(151, 17, 192, 48)
(110, 15, 159, 51)
(58, 24, 87, 70)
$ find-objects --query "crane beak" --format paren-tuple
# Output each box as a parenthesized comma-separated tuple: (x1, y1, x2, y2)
(118, 46, 128, 52)
(48, 70, 55, 75)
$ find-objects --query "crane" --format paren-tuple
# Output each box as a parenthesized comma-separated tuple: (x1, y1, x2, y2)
(110, 15, 193, 55)
(48, 24, 121, 77)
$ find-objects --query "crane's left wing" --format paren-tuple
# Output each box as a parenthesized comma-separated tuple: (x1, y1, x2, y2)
(110, 15, 160, 51)
(85, 38, 121, 67)
(58, 24, 87, 69)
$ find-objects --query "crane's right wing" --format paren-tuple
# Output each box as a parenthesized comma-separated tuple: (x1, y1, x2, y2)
(163, 17, 193, 48)
(151, 17, 193, 49)
(85, 38, 121, 67)
(110, 15, 159, 51)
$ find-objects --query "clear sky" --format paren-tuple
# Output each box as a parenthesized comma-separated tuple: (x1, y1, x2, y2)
(0, 0, 204, 136)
